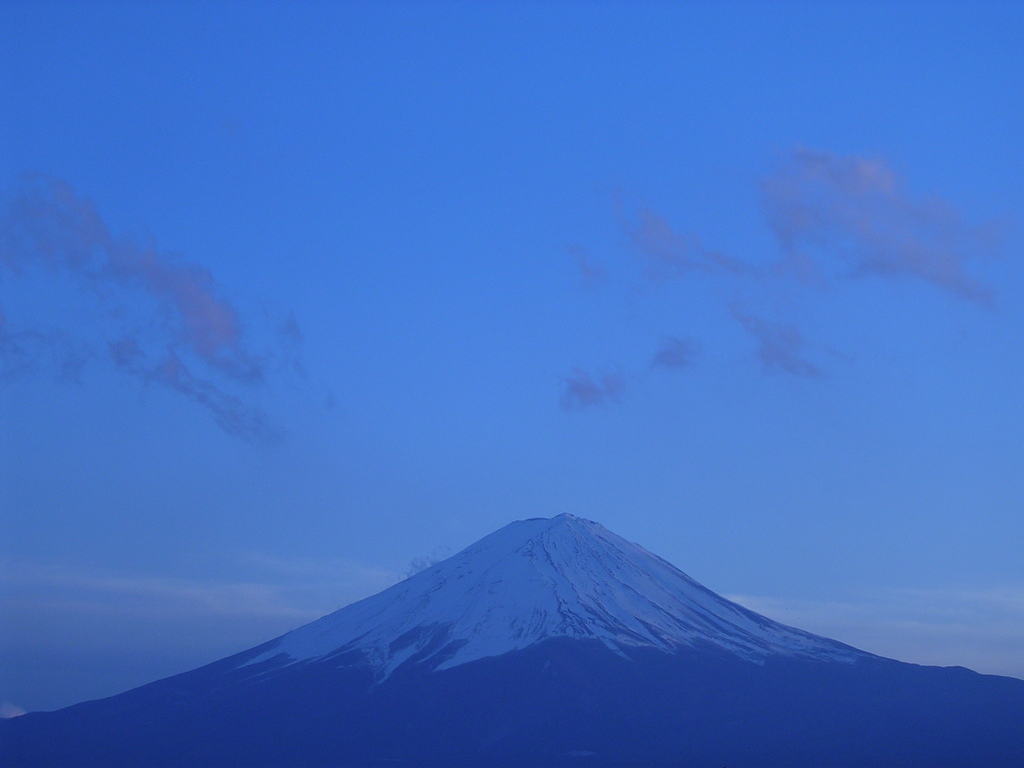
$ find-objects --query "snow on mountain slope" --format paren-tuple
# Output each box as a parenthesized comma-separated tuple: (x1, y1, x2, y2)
(241, 514, 867, 676)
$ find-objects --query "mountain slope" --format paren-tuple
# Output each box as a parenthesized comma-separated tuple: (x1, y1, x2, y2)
(3, 514, 1023, 768)
(242, 513, 865, 676)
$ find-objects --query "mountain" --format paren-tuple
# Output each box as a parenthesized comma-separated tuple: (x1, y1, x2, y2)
(3, 514, 1024, 767)
(242, 514, 866, 675)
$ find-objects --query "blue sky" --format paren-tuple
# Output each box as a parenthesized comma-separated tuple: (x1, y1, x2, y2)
(2, 1, 1023, 714)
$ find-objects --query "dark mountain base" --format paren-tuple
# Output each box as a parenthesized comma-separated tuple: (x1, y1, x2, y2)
(4, 638, 1024, 767)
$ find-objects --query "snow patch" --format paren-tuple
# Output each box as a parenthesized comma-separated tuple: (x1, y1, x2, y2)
(241, 514, 866, 676)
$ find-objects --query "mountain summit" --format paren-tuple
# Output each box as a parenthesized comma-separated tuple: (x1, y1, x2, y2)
(246, 513, 863, 676)
(4, 515, 1024, 768)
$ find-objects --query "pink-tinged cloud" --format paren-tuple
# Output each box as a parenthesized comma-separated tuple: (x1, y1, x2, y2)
(763, 148, 996, 303)
(560, 367, 626, 410)
(731, 307, 822, 378)
(4, 174, 259, 379)
(0, 306, 91, 383)
(650, 336, 700, 370)
(0, 308, 35, 381)
(624, 207, 751, 279)
(0, 174, 297, 441)
(109, 344, 284, 443)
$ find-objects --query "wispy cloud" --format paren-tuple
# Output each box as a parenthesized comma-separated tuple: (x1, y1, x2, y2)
(624, 206, 752, 279)
(0, 174, 299, 441)
(0, 306, 92, 383)
(730, 306, 822, 378)
(560, 367, 626, 410)
(763, 148, 997, 303)
(405, 546, 452, 578)
(650, 336, 700, 371)
(563, 147, 999, 404)
(110, 341, 284, 442)
(566, 245, 606, 287)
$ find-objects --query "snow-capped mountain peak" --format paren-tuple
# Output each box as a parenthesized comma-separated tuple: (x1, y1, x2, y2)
(241, 514, 864, 675)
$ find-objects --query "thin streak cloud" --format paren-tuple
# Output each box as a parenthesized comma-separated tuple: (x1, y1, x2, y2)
(729, 587, 1024, 680)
